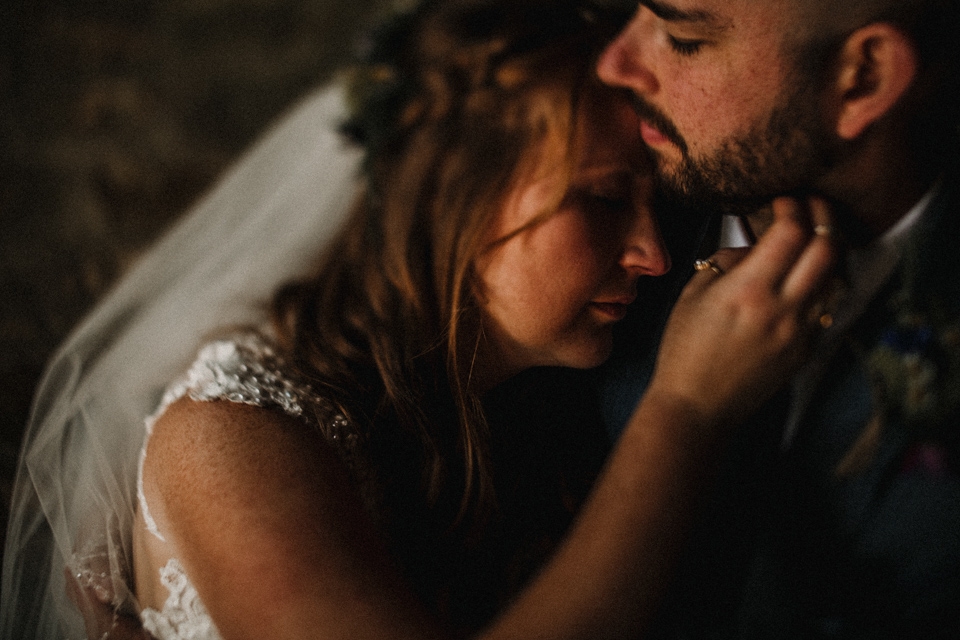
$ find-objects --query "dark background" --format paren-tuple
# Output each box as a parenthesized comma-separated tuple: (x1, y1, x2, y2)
(1, 0, 386, 559)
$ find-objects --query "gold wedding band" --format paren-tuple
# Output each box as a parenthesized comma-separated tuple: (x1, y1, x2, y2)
(694, 259, 724, 276)
(814, 224, 833, 237)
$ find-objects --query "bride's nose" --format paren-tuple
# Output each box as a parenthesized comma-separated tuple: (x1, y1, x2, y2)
(620, 206, 671, 277)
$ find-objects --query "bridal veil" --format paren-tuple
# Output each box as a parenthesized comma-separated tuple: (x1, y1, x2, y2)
(0, 82, 362, 639)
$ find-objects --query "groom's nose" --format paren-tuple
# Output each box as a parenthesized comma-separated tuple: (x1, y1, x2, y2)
(596, 9, 659, 95)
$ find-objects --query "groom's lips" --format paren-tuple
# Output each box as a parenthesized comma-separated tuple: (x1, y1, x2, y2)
(629, 94, 687, 154)
(640, 120, 672, 148)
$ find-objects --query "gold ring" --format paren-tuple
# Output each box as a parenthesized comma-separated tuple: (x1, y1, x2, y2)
(694, 259, 724, 276)
(808, 302, 835, 329)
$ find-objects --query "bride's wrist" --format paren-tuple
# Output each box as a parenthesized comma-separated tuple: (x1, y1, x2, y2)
(626, 388, 729, 460)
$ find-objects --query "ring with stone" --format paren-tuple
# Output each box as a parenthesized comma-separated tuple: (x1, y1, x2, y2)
(694, 258, 724, 276)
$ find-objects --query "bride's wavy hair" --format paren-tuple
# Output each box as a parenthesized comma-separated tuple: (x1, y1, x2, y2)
(272, 0, 617, 534)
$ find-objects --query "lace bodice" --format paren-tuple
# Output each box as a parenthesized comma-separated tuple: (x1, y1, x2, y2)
(136, 332, 359, 640)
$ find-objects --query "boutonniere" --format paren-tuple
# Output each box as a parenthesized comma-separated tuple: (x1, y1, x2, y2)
(868, 311, 960, 430)
(841, 253, 960, 478)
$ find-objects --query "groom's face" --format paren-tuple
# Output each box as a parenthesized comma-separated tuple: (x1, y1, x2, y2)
(597, 0, 832, 212)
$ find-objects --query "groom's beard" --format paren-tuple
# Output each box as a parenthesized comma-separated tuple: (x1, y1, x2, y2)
(631, 75, 833, 217)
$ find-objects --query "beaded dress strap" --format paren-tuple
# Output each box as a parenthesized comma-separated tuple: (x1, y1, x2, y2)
(137, 333, 349, 541)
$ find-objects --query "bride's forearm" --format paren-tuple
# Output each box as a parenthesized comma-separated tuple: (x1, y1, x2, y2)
(110, 393, 721, 640)
(483, 391, 723, 640)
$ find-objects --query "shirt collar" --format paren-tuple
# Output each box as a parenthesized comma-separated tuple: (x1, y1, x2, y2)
(844, 178, 942, 307)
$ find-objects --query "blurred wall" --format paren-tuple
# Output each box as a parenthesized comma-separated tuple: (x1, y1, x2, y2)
(0, 0, 387, 551)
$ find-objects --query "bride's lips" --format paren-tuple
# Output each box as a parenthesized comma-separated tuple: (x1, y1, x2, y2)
(639, 120, 672, 147)
(591, 302, 628, 321)
(590, 296, 635, 321)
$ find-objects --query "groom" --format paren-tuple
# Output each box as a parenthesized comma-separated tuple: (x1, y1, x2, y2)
(597, 0, 960, 637)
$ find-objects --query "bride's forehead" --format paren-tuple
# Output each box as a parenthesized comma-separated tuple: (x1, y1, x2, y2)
(573, 93, 648, 172)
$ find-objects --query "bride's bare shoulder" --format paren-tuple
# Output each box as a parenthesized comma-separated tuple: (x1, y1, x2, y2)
(140, 396, 361, 550)
(135, 399, 422, 638)
(144, 395, 341, 493)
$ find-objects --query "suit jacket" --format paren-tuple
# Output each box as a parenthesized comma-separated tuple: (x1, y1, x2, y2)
(601, 173, 960, 639)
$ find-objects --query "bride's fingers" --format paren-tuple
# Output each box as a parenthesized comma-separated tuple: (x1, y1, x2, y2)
(780, 197, 838, 306)
(680, 195, 837, 330)
(684, 247, 748, 293)
(735, 196, 813, 288)
(807, 194, 834, 236)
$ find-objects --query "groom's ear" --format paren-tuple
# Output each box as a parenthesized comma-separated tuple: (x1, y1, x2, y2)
(829, 23, 918, 140)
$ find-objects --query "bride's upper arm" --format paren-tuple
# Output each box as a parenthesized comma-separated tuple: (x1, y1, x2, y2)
(140, 397, 442, 640)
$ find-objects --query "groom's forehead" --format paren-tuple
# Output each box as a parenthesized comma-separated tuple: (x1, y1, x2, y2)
(619, 0, 812, 28)
(630, 0, 820, 53)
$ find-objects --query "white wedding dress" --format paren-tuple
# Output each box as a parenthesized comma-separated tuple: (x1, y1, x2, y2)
(135, 332, 356, 640)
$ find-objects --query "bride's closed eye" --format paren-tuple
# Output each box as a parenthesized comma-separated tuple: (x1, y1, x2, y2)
(567, 172, 634, 217)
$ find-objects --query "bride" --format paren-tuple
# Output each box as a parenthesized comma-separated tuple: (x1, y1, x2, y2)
(1, 1, 835, 639)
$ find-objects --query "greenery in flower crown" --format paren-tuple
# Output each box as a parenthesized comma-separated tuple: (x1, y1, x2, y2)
(339, 2, 422, 174)
(337, 0, 624, 189)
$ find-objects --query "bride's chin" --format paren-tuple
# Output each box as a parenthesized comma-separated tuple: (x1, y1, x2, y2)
(558, 332, 614, 370)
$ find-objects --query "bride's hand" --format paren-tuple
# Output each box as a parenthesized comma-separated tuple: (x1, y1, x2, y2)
(644, 196, 837, 436)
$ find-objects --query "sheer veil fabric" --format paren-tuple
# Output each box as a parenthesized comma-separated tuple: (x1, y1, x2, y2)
(1, 83, 362, 639)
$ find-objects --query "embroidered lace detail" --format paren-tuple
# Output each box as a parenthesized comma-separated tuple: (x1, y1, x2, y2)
(67, 516, 137, 615)
(149, 332, 319, 424)
(140, 559, 222, 640)
(68, 547, 118, 607)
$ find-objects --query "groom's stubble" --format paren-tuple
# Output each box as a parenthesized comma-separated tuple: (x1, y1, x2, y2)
(633, 64, 836, 218)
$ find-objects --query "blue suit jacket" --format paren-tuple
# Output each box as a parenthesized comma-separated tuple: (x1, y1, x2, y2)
(600, 179, 960, 638)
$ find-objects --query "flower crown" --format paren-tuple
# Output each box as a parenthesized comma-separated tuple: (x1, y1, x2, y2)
(338, 0, 621, 180)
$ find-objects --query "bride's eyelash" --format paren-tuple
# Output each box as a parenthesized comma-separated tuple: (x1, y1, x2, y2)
(590, 192, 629, 207)
(668, 35, 704, 56)
(581, 187, 631, 214)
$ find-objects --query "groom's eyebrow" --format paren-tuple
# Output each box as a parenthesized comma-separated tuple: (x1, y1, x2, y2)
(640, 0, 730, 30)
